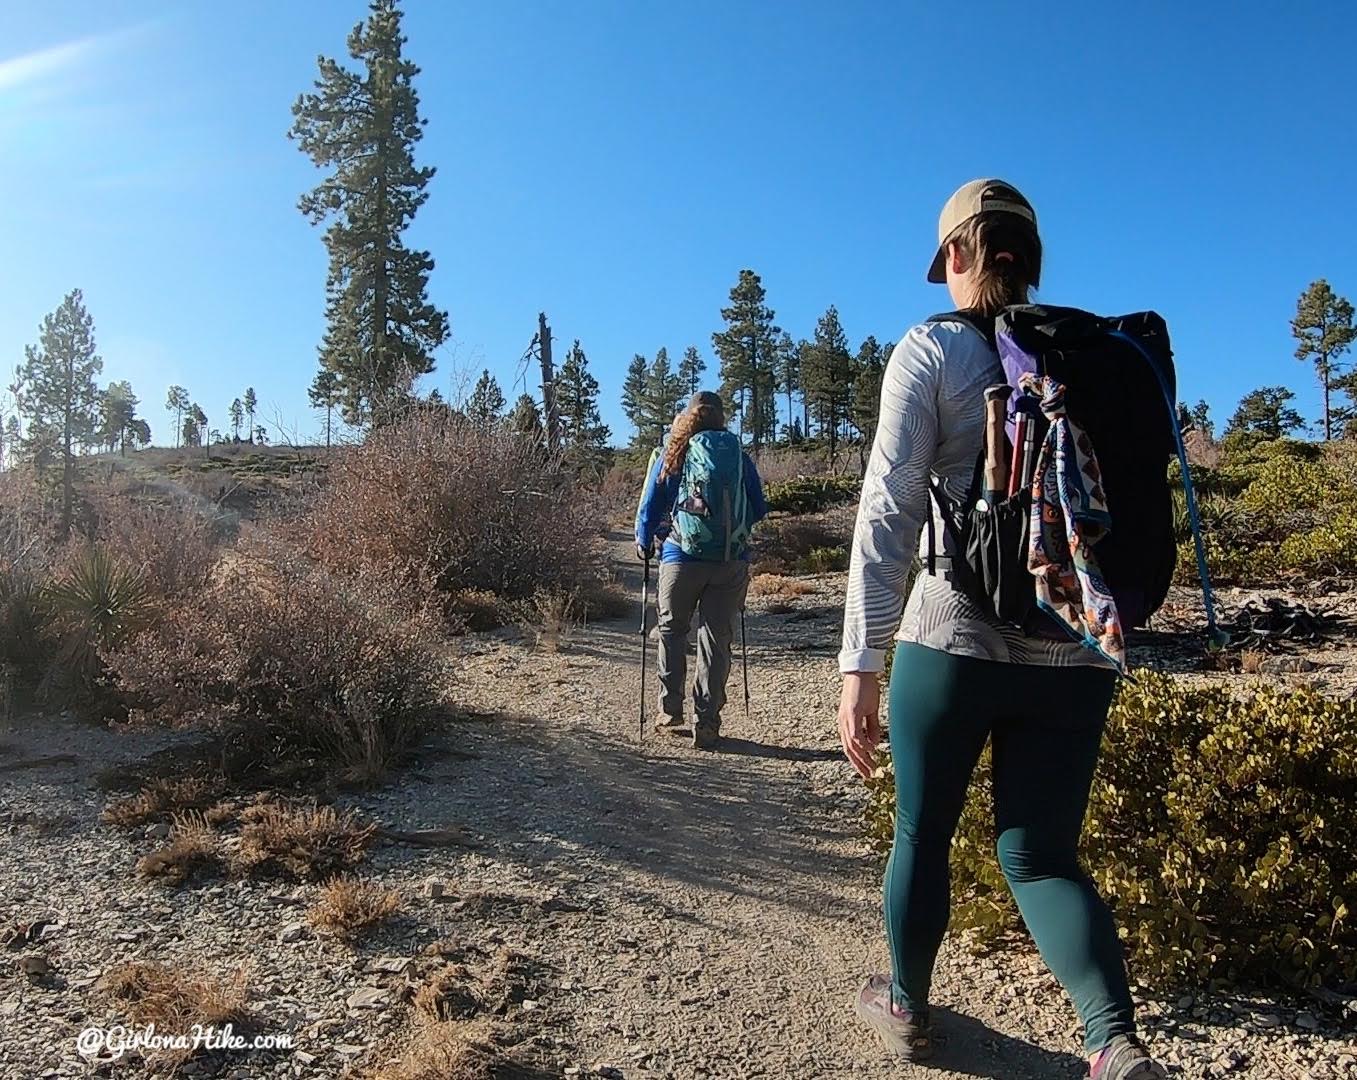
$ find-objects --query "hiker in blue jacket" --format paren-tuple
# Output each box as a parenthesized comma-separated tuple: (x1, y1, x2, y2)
(635, 391, 767, 750)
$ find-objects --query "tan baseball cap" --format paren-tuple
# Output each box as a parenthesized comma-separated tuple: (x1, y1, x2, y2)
(926, 178, 1038, 284)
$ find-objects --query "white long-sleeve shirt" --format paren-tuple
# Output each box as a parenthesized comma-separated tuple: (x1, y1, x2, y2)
(838, 317, 1109, 674)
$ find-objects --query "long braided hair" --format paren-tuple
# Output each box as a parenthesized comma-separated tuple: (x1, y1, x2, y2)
(660, 400, 726, 480)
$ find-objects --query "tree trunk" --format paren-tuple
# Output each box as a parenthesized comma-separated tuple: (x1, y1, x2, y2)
(325, 406, 333, 449)
(538, 313, 560, 452)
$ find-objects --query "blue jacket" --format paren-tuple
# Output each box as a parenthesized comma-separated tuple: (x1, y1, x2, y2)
(634, 441, 768, 564)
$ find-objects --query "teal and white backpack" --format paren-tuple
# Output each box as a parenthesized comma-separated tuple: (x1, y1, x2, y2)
(673, 430, 750, 561)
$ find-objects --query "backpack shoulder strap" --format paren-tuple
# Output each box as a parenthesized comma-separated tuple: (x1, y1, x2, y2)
(925, 309, 998, 349)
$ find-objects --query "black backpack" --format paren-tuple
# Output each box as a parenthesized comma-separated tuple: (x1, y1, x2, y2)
(925, 305, 1219, 640)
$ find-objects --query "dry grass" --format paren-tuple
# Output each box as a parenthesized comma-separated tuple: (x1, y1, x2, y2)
(98, 960, 249, 1065)
(102, 776, 225, 827)
(525, 587, 579, 652)
(448, 589, 507, 631)
(412, 964, 483, 1023)
(750, 574, 815, 599)
(136, 812, 222, 885)
(307, 877, 402, 940)
(234, 800, 377, 881)
(364, 1020, 503, 1080)
(1240, 648, 1267, 675)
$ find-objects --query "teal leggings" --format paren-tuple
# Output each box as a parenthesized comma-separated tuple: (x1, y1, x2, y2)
(885, 643, 1134, 1052)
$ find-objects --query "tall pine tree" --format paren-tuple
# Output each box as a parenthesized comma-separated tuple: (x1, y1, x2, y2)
(556, 341, 610, 455)
(165, 385, 190, 449)
(20, 290, 103, 534)
(290, 0, 448, 425)
(308, 369, 342, 448)
(100, 380, 139, 455)
(466, 369, 506, 427)
(712, 270, 780, 448)
(773, 330, 799, 443)
(801, 306, 854, 459)
(678, 346, 706, 396)
(508, 393, 544, 443)
(643, 348, 684, 442)
(621, 354, 649, 444)
(1292, 280, 1356, 440)
(851, 336, 887, 457)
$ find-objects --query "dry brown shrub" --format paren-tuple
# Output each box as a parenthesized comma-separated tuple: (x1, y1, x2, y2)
(412, 964, 482, 1022)
(447, 589, 507, 631)
(364, 1020, 502, 1080)
(104, 536, 448, 778)
(234, 800, 376, 881)
(307, 877, 401, 940)
(1239, 648, 1267, 675)
(102, 776, 224, 827)
(524, 587, 578, 652)
(299, 412, 605, 608)
(750, 574, 814, 599)
(98, 961, 249, 1066)
(92, 496, 222, 600)
(136, 811, 221, 885)
(753, 447, 832, 486)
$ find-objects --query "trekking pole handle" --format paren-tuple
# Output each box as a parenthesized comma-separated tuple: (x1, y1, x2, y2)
(983, 384, 1012, 504)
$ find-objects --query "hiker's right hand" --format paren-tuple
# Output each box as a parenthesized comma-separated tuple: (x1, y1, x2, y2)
(636, 542, 653, 561)
(838, 673, 882, 778)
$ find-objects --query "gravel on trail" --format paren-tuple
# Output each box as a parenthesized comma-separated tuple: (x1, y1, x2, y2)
(0, 551, 1354, 1078)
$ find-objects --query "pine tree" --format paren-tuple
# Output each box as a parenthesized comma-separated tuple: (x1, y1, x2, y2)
(166, 385, 190, 448)
(19, 290, 103, 534)
(678, 346, 706, 397)
(242, 387, 258, 443)
(1177, 399, 1214, 439)
(773, 331, 799, 443)
(642, 348, 684, 444)
(712, 270, 780, 448)
(308, 369, 342, 448)
(290, 0, 449, 425)
(466, 369, 506, 427)
(1292, 280, 1356, 441)
(802, 306, 854, 458)
(851, 336, 887, 448)
(100, 381, 139, 455)
(621, 354, 649, 443)
(229, 398, 245, 441)
(508, 393, 544, 443)
(191, 404, 209, 455)
(556, 341, 610, 457)
(1225, 386, 1305, 440)
(127, 418, 151, 450)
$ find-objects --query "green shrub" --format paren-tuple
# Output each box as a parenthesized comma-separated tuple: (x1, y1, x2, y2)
(864, 673, 1357, 990)
(765, 475, 861, 515)
(1174, 439, 1357, 585)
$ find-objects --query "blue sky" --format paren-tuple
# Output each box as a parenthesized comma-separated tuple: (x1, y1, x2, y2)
(2, 0, 1354, 447)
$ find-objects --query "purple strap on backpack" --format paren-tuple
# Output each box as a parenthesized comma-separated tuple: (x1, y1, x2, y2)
(995, 327, 1039, 441)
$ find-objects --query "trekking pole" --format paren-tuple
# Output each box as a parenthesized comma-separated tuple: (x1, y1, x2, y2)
(638, 554, 651, 742)
(740, 608, 750, 717)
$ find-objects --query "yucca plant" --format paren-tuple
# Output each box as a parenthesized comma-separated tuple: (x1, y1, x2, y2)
(42, 546, 152, 704)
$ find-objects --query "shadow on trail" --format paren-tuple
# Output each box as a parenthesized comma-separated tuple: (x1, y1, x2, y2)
(922, 1007, 1087, 1079)
(710, 736, 841, 763)
(441, 713, 861, 921)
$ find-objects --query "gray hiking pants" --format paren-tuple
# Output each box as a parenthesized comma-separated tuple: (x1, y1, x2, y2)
(656, 560, 750, 730)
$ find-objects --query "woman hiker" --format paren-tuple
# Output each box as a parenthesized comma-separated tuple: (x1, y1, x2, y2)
(635, 391, 767, 750)
(836, 179, 1167, 1080)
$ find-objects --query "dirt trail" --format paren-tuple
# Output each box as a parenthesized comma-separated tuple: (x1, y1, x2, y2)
(437, 537, 1099, 1078)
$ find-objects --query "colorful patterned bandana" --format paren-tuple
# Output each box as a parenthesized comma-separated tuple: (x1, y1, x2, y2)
(1021, 373, 1126, 671)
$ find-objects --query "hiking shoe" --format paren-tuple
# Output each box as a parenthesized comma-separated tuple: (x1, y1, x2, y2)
(654, 713, 684, 735)
(691, 724, 721, 751)
(1089, 1035, 1167, 1080)
(854, 974, 933, 1061)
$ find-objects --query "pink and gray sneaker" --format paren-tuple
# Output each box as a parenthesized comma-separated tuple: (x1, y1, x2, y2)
(854, 974, 933, 1061)
(1089, 1035, 1167, 1080)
